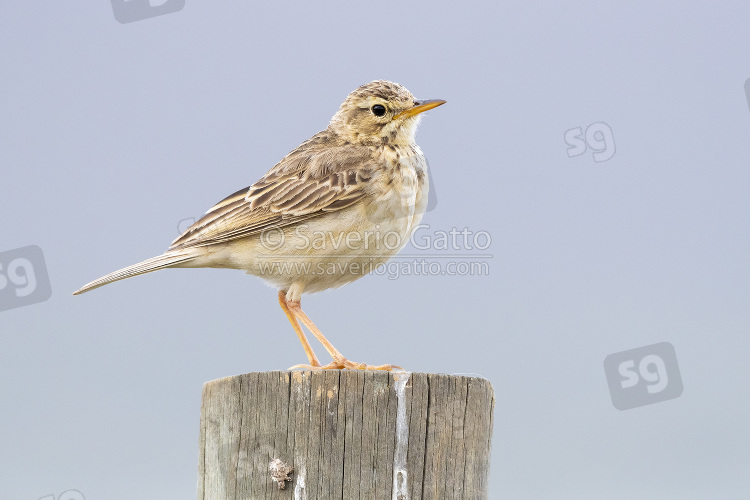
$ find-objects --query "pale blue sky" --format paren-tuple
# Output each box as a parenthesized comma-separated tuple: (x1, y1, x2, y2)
(2, 2, 750, 499)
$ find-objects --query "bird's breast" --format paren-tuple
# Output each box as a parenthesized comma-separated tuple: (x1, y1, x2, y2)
(367, 145, 428, 233)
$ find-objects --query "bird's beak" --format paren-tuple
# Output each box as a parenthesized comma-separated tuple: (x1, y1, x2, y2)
(393, 99, 446, 120)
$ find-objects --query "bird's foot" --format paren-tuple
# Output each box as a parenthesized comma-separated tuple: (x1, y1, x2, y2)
(289, 357, 403, 371)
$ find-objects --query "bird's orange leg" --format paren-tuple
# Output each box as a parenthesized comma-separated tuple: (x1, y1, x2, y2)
(278, 290, 321, 367)
(284, 298, 402, 371)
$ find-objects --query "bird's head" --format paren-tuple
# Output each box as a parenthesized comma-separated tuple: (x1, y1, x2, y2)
(329, 80, 445, 146)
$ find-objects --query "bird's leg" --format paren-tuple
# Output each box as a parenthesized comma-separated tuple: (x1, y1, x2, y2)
(278, 290, 321, 367)
(285, 298, 402, 371)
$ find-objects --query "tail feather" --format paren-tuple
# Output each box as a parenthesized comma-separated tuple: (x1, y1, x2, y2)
(73, 251, 197, 295)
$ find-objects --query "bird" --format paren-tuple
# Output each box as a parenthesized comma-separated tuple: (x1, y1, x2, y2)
(74, 80, 445, 371)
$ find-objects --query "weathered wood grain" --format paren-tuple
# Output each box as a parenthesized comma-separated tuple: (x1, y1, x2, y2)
(197, 371, 494, 500)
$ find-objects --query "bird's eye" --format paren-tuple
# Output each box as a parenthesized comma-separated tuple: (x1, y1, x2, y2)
(371, 104, 386, 117)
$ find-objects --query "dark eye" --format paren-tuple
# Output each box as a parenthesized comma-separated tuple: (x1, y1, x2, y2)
(371, 104, 386, 116)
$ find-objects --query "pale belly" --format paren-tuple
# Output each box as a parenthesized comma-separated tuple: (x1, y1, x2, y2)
(197, 162, 429, 295)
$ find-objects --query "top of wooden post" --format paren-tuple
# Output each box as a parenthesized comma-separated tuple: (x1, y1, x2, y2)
(198, 370, 495, 499)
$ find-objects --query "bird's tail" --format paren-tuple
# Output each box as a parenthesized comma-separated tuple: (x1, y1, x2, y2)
(73, 251, 198, 295)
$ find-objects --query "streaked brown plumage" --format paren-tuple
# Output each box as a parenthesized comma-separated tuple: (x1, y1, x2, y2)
(74, 80, 445, 370)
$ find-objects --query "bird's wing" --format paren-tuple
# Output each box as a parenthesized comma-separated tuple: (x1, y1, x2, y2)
(168, 140, 376, 250)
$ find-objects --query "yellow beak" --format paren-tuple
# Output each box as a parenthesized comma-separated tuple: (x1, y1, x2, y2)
(393, 99, 446, 120)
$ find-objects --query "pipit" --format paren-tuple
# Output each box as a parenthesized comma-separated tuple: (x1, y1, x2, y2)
(74, 80, 445, 371)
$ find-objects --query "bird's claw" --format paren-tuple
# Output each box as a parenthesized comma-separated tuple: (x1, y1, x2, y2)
(288, 358, 403, 371)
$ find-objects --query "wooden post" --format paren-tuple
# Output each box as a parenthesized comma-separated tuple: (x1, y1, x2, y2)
(197, 370, 494, 500)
